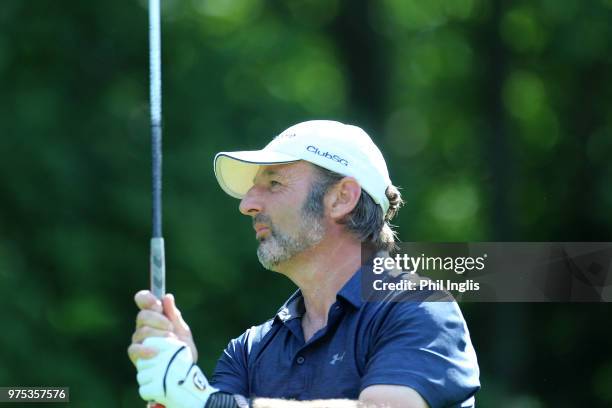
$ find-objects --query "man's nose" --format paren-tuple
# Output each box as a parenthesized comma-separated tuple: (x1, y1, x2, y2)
(239, 186, 263, 216)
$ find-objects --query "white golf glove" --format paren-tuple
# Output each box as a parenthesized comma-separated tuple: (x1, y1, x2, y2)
(136, 337, 218, 408)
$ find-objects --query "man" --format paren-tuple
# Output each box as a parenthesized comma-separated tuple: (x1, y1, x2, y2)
(128, 120, 480, 408)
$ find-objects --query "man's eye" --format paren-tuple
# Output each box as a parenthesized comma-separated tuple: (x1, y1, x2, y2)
(270, 180, 281, 187)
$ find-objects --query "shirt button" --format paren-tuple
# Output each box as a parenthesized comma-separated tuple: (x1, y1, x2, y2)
(296, 356, 305, 365)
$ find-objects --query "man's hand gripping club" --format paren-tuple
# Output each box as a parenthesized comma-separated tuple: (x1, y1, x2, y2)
(128, 291, 214, 407)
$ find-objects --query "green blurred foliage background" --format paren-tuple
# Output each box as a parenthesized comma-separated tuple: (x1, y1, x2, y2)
(1, 0, 611, 406)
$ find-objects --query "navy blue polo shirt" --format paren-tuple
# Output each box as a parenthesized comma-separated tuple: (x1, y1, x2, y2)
(211, 268, 480, 407)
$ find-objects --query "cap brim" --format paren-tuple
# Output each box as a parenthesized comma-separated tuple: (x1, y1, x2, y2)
(214, 150, 299, 199)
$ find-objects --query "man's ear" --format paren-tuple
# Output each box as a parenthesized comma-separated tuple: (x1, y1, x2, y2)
(325, 177, 361, 221)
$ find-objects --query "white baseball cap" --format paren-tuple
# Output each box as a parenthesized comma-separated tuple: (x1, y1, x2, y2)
(214, 120, 392, 214)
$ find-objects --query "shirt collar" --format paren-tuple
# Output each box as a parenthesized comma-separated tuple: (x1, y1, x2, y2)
(336, 267, 364, 309)
(275, 266, 366, 323)
(338, 251, 390, 308)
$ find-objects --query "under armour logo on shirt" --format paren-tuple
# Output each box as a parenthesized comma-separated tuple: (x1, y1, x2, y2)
(330, 352, 345, 365)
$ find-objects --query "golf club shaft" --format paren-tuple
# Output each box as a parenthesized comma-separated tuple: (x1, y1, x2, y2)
(149, 0, 164, 305)
(148, 0, 165, 407)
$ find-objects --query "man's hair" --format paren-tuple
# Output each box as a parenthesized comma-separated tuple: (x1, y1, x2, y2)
(304, 164, 404, 251)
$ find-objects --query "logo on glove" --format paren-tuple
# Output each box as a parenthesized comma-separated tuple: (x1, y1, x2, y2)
(193, 371, 207, 391)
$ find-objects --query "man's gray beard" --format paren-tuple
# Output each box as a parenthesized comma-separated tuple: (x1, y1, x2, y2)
(256, 214, 325, 271)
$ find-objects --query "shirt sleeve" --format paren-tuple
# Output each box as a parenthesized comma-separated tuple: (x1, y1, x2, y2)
(360, 300, 481, 408)
(210, 329, 251, 396)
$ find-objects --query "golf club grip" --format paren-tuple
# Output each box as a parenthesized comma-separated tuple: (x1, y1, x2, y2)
(149, 238, 165, 408)
(149, 238, 166, 408)
(150, 237, 166, 299)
